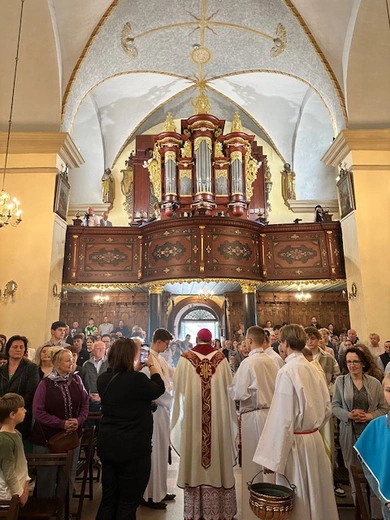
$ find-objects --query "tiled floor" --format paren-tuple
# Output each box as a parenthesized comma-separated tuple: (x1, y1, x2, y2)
(78, 453, 358, 519)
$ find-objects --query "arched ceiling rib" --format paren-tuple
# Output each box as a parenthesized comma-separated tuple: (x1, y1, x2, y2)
(61, 0, 346, 133)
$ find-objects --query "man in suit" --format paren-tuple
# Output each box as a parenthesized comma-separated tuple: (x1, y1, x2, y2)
(100, 211, 112, 227)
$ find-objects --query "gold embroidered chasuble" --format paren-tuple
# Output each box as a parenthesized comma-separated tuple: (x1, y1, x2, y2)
(182, 349, 225, 469)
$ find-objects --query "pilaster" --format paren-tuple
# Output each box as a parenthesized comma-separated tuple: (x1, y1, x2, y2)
(322, 128, 390, 340)
(0, 132, 84, 347)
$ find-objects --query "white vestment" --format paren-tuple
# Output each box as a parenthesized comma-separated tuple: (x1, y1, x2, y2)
(264, 345, 284, 369)
(171, 348, 238, 520)
(253, 352, 338, 520)
(228, 347, 278, 520)
(142, 349, 174, 502)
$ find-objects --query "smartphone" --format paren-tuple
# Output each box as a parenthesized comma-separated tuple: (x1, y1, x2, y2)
(140, 345, 150, 363)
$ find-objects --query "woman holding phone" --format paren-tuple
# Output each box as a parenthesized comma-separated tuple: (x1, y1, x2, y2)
(95, 337, 165, 520)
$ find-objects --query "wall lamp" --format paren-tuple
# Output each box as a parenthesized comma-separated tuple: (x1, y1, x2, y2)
(0, 280, 18, 299)
(343, 282, 357, 301)
(53, 283, 68, 301)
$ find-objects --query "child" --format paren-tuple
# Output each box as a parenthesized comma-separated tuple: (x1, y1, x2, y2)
(0, 393, 29, 506)
(355, 372, 390, 519)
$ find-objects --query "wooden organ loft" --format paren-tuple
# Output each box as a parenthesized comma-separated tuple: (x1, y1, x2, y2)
(124, 112, 268, 224)
(62, 111, 347, 338)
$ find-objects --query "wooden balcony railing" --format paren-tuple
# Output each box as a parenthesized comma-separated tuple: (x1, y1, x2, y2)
(63, 217, 345, 286)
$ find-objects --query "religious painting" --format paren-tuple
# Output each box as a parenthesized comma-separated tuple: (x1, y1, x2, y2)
(54, 174, 71, 221)
(337, 171, 355, 219)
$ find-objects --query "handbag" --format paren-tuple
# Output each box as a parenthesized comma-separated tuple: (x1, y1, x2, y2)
(48, 430, 80, 453)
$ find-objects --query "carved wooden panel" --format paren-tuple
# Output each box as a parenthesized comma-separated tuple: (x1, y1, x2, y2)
(59, 292, 152, 333)
(63, 229, 141, 284)
(203, 225, 260, 278)
(228, 291, 350, 337)
(142, 225, 200, 280)
(263, 223, 344, 281)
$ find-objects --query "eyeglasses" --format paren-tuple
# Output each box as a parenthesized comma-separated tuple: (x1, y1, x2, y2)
(346, 360, 363, 365)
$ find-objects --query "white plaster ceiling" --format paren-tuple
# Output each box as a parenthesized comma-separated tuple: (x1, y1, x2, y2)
(57, 0, 356, 205)
(49, 0, 356, 97)
(3, 0, 384, 209)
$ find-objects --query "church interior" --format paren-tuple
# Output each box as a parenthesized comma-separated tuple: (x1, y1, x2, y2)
(0, 1, 389, 516)
(1, 0, 389, 349)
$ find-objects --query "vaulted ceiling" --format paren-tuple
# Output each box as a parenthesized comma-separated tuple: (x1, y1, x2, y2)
(1, 0, 389, 205)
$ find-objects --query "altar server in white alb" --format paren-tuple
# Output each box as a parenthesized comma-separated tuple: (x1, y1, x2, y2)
(253, 324, 338, 520)
(228, 326, 278, 520)
(142, 328, 175, 509)
(171, 328, 238, 520)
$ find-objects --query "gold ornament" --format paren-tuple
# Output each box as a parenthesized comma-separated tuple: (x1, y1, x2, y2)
(231, 112, 243, 132)
(192, 88, 211, 114)
(245, 143, 260, 202)
(271, 24, 287, 58)
(214, 141, 224, 157)
(181, 140, 192, 158)
(121, 23, 138, 57)
(163, 113, 177, 132)
(147, 142, 162, 201)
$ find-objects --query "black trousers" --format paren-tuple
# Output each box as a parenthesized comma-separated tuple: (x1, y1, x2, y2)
(96, 455, 151, 520)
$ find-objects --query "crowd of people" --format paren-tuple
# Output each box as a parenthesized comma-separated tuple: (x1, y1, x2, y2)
(0, 316, 389, 520)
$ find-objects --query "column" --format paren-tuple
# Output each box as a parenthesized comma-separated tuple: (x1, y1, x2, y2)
(322, 129, 390, 340)
(0, 132, 83, 347)
(148, 283, 164, 341)
(241, 282, 258, 331)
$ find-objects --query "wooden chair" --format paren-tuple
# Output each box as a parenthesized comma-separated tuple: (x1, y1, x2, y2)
(0, 495, 19, 520)
(86, 411, 102, 500)
(73, 426, 95, 520)
(350, 465, 370, 520)
(18, 451, 73, 520)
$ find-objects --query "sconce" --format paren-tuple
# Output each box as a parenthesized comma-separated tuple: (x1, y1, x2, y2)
(52, 283, 68, 301)
(0, 280, 18, 299)
(343, 282, 357, 301)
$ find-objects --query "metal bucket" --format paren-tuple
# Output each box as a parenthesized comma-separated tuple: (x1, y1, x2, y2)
(247, 473, 295, 520)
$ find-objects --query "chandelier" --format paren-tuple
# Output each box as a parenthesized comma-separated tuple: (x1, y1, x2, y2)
(198, 288, 213, 300)
(295, 285, 311, 302)
(94, 293, 109, 306)
(0, 0, 25, 228)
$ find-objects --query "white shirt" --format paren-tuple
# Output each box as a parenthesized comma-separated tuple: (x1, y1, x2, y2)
(82, 214, 100, 227)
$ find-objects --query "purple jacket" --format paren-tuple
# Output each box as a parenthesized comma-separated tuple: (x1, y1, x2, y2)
(31, 373, 89, 447)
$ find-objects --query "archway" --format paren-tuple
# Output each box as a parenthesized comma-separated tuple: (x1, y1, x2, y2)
(167, 296, 224, 342)
(179, 307, 220, 343)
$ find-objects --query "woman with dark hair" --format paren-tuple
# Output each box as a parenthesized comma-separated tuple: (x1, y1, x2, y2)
(85, 335, 96, 354)
(357, 344, 384, 382)
(96, 337, 165, 520)
(170, 340, 182, 367)
(214, 338, 222, 350)
(0, 335, 39, 440)
(340, 343, 384, 382)
(332, 347, 388, 499)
